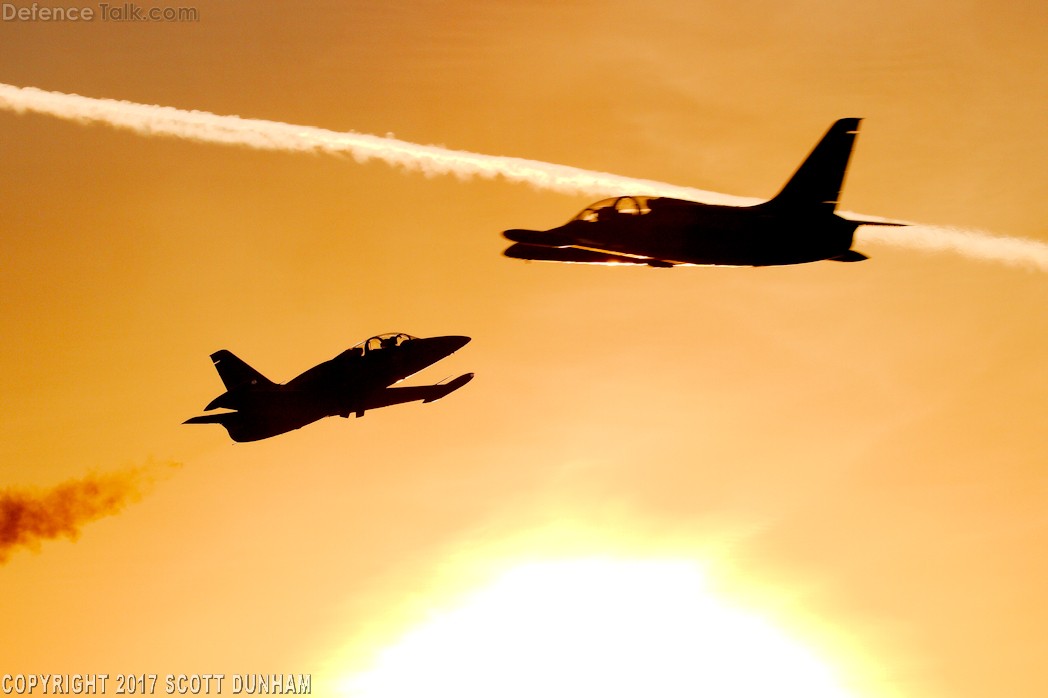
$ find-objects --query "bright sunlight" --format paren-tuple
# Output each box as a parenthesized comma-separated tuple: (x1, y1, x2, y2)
(338, 559, 857, 698)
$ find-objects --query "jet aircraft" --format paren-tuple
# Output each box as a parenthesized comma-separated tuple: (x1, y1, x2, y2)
(503, 118, 903, 267)
(184, 333, 473, 442)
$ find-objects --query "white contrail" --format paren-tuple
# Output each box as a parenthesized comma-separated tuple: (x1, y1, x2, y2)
(0, 83, 728, 202)
(856, 223, 1048, 272)
(2, 82, 1046, 271)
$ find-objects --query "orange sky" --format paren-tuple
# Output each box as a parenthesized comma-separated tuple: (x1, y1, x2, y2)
(2, 1, 1047, 696)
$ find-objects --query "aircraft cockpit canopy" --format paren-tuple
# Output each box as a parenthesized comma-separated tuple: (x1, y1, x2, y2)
(572, 196, 653, 223)
(356, 332, 417, 354)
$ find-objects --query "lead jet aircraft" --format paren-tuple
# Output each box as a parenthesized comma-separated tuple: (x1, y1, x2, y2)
(184, 333, 473, 442)
(503, 118, 903, 267)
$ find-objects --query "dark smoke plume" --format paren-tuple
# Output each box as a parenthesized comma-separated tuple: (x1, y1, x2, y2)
(0, 462, 179, 562)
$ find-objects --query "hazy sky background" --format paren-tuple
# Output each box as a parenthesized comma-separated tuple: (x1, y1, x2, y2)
(2, 1, 1046, 696)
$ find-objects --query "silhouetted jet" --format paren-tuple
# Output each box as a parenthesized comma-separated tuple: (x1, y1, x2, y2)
(503, 118, 903, 267)
(184, 333, 473, 442)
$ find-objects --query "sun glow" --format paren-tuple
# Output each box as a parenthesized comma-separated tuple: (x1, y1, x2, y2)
(338, 559, 857, 698)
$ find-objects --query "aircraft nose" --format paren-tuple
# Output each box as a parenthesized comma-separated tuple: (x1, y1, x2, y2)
(421, 335, 471, 357)
(503, 228, 541, 243)
(502, 228, 574, 247)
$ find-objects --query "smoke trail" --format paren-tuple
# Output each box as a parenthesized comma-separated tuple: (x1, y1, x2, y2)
(2, 82, 1046, 270)
(856, 223, 1048, 272)
(0, 462, 179, 563)
(0, 83, 721, 202)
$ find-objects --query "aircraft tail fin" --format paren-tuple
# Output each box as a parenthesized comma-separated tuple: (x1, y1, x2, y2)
(209, 350, 274, 391)
(766, 118, 861, 213)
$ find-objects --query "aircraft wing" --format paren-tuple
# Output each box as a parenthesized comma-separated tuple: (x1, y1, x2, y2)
(357, 373, 474, 412)
(504, 243, 674, 266)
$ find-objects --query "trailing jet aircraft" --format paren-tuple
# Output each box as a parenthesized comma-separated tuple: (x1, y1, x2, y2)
(503, 118, 903, 267)
(184, 333, 473, 442)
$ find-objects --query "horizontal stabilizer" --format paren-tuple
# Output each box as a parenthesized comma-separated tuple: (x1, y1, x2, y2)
(849, 218, 907, 227)
(205, 392, 236, 411)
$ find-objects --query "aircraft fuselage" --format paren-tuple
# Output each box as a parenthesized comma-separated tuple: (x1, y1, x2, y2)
(503, 119, 903, 268)
(506, 198, 859, 267)
(186, 334, 472, 442)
